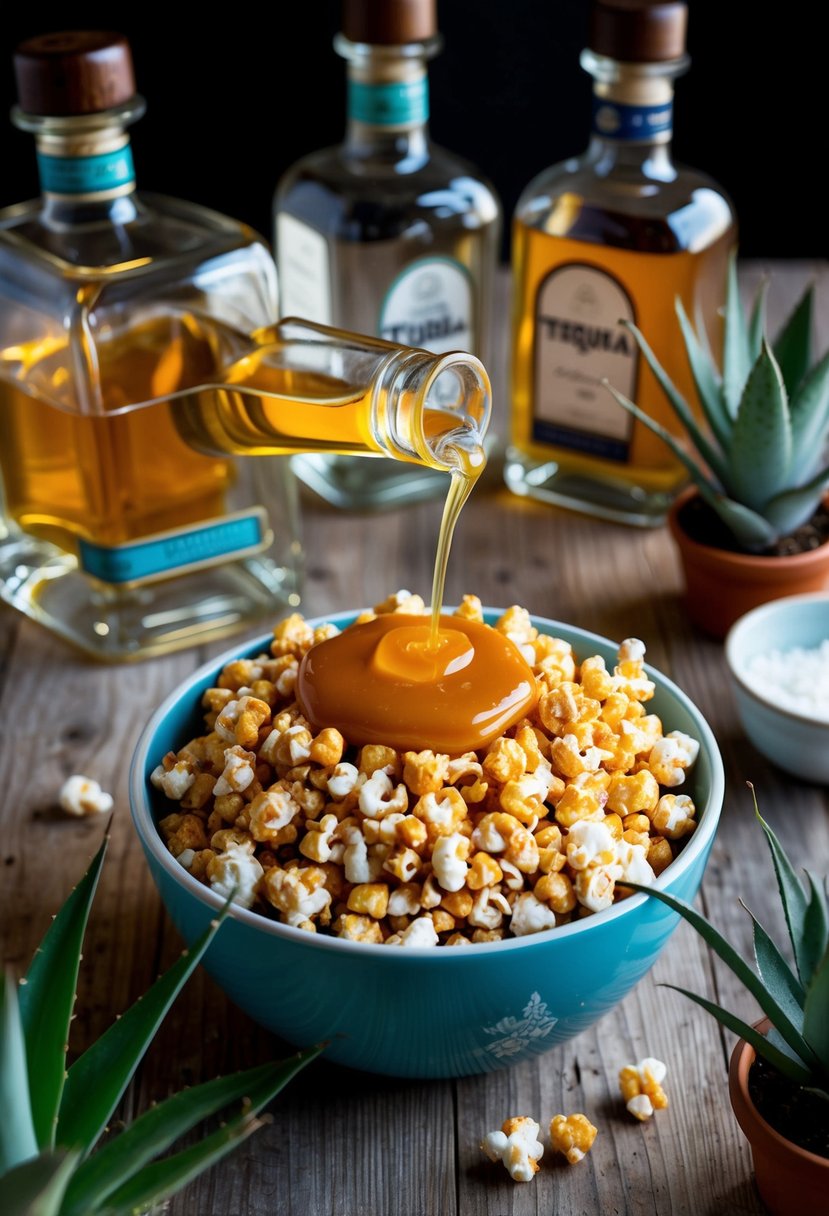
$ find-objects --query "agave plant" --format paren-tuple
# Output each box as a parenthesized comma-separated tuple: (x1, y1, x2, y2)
(626, 791, 829, 1101)
(0, 834, 321, 1216)
(605, 258, 829, 552)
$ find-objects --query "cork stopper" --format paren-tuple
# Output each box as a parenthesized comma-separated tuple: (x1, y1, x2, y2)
(14, 30, 137, 116)
(342, 0, 437, 45)
(588, 0, 687, 62)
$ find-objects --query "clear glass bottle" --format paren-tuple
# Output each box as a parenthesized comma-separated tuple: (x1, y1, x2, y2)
(505, 0, 736, 526)
(274, 0, 501, 509)
(0, 30, 302, 661)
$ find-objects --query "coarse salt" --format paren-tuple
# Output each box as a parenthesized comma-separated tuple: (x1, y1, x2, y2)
(741, 640, 829, 722)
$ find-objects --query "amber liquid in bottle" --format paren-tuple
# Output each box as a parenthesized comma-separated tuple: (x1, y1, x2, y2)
(506, 44, 736, 526)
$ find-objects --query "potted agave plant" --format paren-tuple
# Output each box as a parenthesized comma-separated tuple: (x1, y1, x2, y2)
(0, 835, 319, 1216)
(605, 261, 829, 637)
(627, 792, 828, 1216)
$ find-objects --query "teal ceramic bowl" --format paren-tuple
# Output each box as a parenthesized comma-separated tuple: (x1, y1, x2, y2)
(725, 592, 829, 784)
(130, 610, 724, 1079)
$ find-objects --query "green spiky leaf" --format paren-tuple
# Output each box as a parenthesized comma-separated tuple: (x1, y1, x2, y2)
(92, 1048, 323, 1216)
(803, 945, 829, 1076)
(675, 297, 731, 451)
(622, 881, 819, 1071)
(788, 348, 829, 481)
(763, 462, 829, 534)
(756, 811, 812, 985)
(722, 254, 752, 418)
(61, 1046, 323, 1216)
(1, 1149, 81, 1216)
(801, 872, 829, 988)
(1, 973, 38, 1172)
(774, 284, 814, 397)
(17, 837, 108, 1150)
(749, 906, 806, 1023)
(57, 904, 231, 1155)
(728, 342, 791, 511)
(748, 277, 769, 363)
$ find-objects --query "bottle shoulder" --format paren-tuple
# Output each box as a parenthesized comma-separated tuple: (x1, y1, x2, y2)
(275, 141, 501, 236)
(514, 151, 735, 253)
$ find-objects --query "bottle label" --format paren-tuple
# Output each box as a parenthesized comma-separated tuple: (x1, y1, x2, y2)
(37, 145, 136, 196)
(592, 97, 673, 141)
(379, 257, 474, 354)
(277, 214, 333, 324)
(532, 263, 638, 461)
(348, 78, 429, 126)
(78, 507, 270, 587)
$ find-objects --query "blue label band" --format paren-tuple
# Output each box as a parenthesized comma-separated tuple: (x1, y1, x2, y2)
(348, 78, 429, 125)
(37, 144, 136, 195)
(592, 98, 673, 140)
(79, 508, 269, 586)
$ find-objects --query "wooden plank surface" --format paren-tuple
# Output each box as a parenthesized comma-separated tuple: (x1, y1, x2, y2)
(1, 260, 827, 1216)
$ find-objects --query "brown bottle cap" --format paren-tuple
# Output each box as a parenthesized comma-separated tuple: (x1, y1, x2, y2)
(14, 30, 136, 116)
(342, 0, 437, 45)
(588, 0, 687, 63)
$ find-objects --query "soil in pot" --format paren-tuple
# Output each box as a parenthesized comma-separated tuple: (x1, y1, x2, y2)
(748, 1054, 829, 1159)
(678, 493, 829, 558)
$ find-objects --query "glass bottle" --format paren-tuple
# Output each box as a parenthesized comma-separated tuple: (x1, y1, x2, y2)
(505, 0, 736, 526)
(0, 32, 491, 663)
(274, 0, 501, 509)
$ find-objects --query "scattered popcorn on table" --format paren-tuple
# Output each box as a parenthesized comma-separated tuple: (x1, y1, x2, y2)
(59, 774, 113, 817)
(619, 1057, 669, 1120)
(549, 1113, 598, 1164)
(481, 1116, 544, 1182)
(151, 594, 701, 942)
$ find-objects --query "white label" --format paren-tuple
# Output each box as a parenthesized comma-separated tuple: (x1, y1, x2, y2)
(276, 214, 332, 324)
(379, 258, 474, 354)
(532, 263, 638, 462)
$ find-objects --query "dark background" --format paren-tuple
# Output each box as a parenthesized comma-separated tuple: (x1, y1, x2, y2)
(0, 1, 820, 260)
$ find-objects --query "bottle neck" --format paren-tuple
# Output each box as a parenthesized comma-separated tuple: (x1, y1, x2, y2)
(582, 48, 688, 175)
(13, 99, 144, 223)
(339, 33, 440, 168)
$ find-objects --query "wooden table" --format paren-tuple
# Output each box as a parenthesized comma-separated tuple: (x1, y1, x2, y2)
(2, 261, 827, 1216)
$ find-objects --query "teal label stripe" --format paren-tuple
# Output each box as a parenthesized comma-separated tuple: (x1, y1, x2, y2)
(348, 78, 429, 125)
(37, 145, 135, 194)
(79, 509, 267, 585)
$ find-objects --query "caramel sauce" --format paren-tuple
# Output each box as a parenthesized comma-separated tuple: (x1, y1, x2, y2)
(295, 414, 539, 752)
(296, 612, 537, 753)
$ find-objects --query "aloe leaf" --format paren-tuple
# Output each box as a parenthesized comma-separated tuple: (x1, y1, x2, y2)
(756, 810, 811, 985)
(60, 1047, 322, 1216)
(748, 277, 769, 363)
(1, 1148, 81, 1216)
(17, 837, 108, 1150)
(803, 946, 829, 1078)
(622, 881, 819, 1070)
(763, 462, 829, 535)
(748, 905, 806, 1021)
(675, 297, 731, 452)
(661, 984, 813, 1086)
(801, 872, 829, 988)
(1, 973, 38, 1172)
(789, 348, 829, 480)
(57, 904, 230, 1155)
(728, 343, 791, 511)
(723, 254, 752, 418)
(623, 318, 730, 486)
(93, 1048, 323, 1216)
(603, 380, 778, 549)
(774, 284, 814, 397)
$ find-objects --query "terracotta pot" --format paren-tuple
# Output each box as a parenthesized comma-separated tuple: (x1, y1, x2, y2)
(668, 487, 829, 639)
(728, 1025, 829, 1216)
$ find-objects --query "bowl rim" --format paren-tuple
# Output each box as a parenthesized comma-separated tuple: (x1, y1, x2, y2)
(129, 608, 725, 958)
(724, 592, 829, 728)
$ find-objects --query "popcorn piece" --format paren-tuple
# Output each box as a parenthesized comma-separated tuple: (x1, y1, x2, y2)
(358, 770, 409, 819)
(481, 1116, 544, 1182)
(619, 1057, 669, 1120)
(263, 864, 332, 928)
(650, 793, 697, 839)
(150, 760, 196, 801)
(549, 1113, 598, 1164)
(206, 841, 263, 909)
(565, 820, 616, 871)
(403, 749, 450, 795)
(213, 746, 257, 797)
(431, 831, 470, 892)
(385, 916, 439, 947)
(509, 892, 557, 936)
(648, 731, 700, 787)
(60, 774, 114, 817)
(327, 762, 361, 799)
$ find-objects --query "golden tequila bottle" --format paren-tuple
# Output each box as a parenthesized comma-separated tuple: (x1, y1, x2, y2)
(505, 0, 736, 525)
(274, 0, 501, 509)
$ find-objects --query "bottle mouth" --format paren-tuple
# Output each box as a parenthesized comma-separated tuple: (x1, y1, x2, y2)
(381, 350, 491, 473)
(334, 32, 443, 63)
(11, 95, 147, 135)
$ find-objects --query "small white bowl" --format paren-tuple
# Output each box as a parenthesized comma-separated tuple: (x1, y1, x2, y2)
(725, 593, 829, 784)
